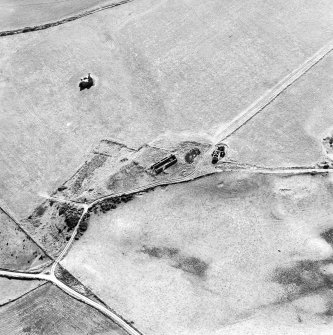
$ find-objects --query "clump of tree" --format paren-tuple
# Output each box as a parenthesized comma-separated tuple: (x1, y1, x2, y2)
(58, 203, 83, 230)
(90, 194, 134, 215)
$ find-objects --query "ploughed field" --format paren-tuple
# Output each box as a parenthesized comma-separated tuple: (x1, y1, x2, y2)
(62, 172, 333, 335)
(0, 282, 127, 335)
(1, 0, 333, 219)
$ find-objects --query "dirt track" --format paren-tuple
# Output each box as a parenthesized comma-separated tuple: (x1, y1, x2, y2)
(0, 0, 133, 36)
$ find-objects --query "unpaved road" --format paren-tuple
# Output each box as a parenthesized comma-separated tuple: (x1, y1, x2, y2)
(213, 39, 333, 144)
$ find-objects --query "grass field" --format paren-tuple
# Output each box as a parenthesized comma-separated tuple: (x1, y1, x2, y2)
(1, 0, 333, 219)
(62, 172, 333, 335)
(0, 208, 50, 271)
(224, 52, 333, 168)
(0, 0, 121, 31)
(0, 282, 127, 334)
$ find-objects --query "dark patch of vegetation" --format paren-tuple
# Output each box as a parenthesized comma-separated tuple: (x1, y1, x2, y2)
(75, 212, 90, 240)
(271, 260, 331, 298)
(55, 265, 93, 297)
(140, 244, 208, 278)
(58, 204, 83, 231)
(35, 204, 47, 217)
(90, 194, 134, 215)
(321, 228, 333, 245)
(57, 185, 67, 192)
(174, 256, 209, 278)
(22, 326, 31, 333)
(185, 148, 201, 164)
(141, 245, 179, 259)
(323, 136, 333, 147)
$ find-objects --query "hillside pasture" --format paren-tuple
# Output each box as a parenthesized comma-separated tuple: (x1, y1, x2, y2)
(1, 0, 333, 218)
(62, 172, 333, 335)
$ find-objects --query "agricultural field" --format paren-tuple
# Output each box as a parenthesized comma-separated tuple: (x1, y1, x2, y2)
(0, 208, 50, 272)
(0, 0, 123, 31)
(1, 0, 333, 218)
(224, 52, 333, 168)
(0, 282, 127, 335)
(0, 278, 45, 306)
(62, 172, 333, 335)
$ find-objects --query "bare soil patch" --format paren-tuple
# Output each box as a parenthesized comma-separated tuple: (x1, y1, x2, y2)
(0, 282, 127, 335)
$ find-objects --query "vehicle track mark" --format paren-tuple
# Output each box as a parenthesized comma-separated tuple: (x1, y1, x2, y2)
(214, 39, 333, 144)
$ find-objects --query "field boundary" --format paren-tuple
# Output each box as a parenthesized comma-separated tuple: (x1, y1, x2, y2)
(0, 0, 134, 37)
(0, 281, 49, 308)
(0, 204, 55, 264)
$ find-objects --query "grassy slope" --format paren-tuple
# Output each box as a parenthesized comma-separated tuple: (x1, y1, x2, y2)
(62, 172, 333, 335)
(224, 52, 333, 167)
(0, 0, 120, 31)
(0, 282, 127, 335)
(1, 0, 333, 218)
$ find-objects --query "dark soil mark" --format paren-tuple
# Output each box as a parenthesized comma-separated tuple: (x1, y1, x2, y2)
(0, 0, 134, 37)
(272, 260, 332, 300)
(140, 245, 208, 278)
(141, 245, 179, 259)
(34, 204, 47, 217)
(185, 148, 201, 164)
(321, 228, 333, 246)
(174, 256, 209, 278)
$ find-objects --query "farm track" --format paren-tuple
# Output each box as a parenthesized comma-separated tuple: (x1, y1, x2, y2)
(0, 0, 134, 37)
(214, 39, 333, 144)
